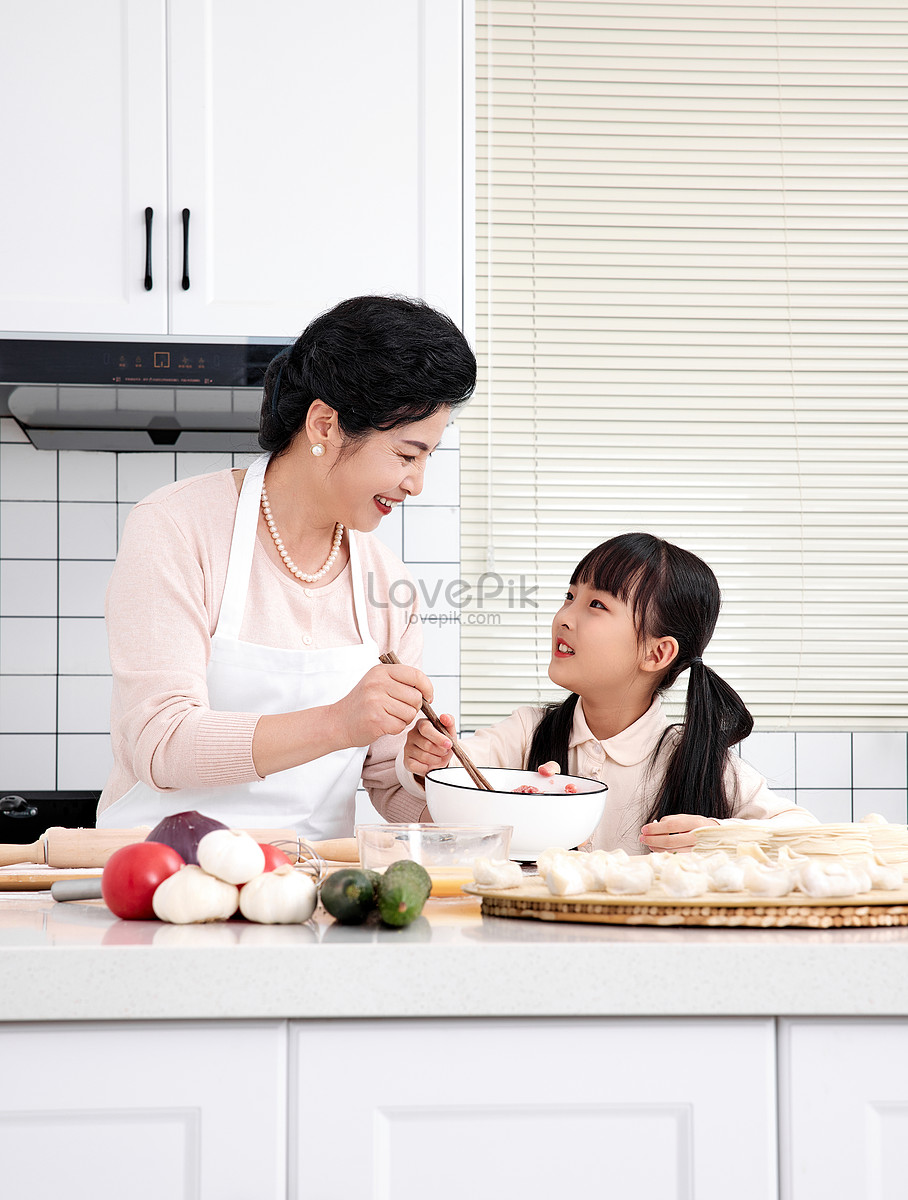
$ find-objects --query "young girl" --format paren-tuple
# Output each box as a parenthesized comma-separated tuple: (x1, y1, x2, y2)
(399, 532, 817, 853)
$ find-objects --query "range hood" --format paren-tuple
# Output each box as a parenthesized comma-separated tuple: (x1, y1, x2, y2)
(1, 338, 289, 452)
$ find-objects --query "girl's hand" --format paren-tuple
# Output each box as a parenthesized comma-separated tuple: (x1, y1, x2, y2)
(403, 714, 456, 778)
(333, 663, 433, 747)
(638, 814, 720, 852)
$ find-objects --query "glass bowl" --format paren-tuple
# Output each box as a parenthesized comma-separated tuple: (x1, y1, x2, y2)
(355, 823, 512, 899)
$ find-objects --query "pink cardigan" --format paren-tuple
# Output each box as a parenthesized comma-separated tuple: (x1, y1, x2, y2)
(100, 468, 427, 823)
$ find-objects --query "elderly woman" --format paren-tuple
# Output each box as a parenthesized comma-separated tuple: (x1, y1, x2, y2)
(97, 295, 476, 836)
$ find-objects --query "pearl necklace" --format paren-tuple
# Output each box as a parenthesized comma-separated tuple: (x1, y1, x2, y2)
(260, 485, 344, 583)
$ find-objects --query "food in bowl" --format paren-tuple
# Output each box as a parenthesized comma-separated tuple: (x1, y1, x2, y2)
(425, 767, 607, 861)
(356, 823, 513, 898)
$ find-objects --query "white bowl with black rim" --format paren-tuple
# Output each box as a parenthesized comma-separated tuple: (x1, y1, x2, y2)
(424, 766, 608, 861)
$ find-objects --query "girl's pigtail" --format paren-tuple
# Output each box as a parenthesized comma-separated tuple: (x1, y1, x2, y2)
(645, 662, 755, 825)
(525, 693, 580, 773)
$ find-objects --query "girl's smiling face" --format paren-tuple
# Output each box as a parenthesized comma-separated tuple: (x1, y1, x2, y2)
(318, 406, 451, 532)
(548, 581, 654, 700)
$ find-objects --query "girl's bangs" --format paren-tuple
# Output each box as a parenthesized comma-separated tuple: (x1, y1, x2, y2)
(570, 534, 666, 635)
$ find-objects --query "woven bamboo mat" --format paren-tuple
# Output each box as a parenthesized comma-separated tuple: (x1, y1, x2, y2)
(463, 882, 908, 929)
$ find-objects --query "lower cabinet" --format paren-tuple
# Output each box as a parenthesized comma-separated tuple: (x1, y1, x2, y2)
(0, 1021, 287, 1200)
(291, 1017, 778, 1200)
(779, 1018, 908, 1200)
(6, 1015, 908, 1198)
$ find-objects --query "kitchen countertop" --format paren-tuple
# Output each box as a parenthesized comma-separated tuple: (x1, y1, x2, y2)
(3, 891, 908, 1022)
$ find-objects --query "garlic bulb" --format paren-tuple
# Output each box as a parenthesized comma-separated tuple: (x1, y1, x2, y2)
(152, 865, 239, 924)
(197, 828, 266, 885)
(472, 858, 524, 889)
(238, 864, 317, 924)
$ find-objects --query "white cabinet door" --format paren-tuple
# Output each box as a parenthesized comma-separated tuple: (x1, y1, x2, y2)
(780, 1018, 908, 1200)
(168, 0, 464, 338)
(0, 1, 168, 335)
(0, 1021, 287, 1200)
(290, 1017, 778, 1200)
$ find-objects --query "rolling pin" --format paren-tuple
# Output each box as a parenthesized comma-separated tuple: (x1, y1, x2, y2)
(0, 827, 359, 869)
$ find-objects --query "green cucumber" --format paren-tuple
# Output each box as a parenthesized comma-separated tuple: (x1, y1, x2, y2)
(376, 860, 432, 927)
(320, 868, 378, 925)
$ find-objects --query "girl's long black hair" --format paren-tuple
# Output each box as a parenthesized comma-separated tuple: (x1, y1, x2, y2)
(525, 532, 754, 823)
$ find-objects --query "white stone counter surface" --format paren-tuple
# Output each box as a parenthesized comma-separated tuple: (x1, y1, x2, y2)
(2, 891, 908, 1021)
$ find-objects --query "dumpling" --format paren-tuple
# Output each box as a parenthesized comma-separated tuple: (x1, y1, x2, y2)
(797, 860, 863, 899)
(543, 857, 588, 897)
(660, 857, 709, 898)
(741, 859, 795, 897)
(472, 858, 524, 889)
(604, 858, 654, 895)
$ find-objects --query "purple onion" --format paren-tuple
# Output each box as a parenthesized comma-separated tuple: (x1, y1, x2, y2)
(145, 810, 228, 865)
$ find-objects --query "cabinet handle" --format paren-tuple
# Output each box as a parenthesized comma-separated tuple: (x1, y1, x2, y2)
(144, 207, 153, 290)
(181, 207, 191, 290)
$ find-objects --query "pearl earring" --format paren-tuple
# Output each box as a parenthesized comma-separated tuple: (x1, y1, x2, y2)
(311, 443, 326, 457)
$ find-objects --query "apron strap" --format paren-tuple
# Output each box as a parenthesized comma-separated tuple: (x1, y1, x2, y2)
(348, 530, 378, 651)
(216, 453, 269, 640)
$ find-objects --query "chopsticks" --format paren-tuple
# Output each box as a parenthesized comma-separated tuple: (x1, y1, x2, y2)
(379, 651, 494, 790)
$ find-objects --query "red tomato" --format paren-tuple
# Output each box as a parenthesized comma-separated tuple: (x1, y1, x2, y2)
(101, 841, 184, 920)
(258, 842, 292, 871)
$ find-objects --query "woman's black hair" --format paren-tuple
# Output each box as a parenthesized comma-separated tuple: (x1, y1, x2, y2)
(526, 532, 754, 823)
(258, 295, 477, 455)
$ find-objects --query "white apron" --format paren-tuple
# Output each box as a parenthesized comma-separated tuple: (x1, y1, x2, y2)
(98, 454, 377, 838)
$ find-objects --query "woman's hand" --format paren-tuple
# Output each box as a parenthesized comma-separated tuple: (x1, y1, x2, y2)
(638, 814, 720, 852)
(333, 663, 434, 748)
(403, 714, 456, 778)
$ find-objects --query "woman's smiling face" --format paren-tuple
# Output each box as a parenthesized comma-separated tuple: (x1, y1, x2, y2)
(548, 581, 646, 698)
(326, 407, 451, 532)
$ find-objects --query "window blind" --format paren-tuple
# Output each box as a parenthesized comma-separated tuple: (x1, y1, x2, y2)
(462, 0, 908, 731)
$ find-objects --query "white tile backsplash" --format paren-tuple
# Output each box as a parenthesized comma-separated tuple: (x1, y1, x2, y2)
(420, 613, 461, 678)
(58, 618, 109, 674)
(0, 501, 57, 558)
(0, 675, 57, 734)
(58, 560, 114, 618)
(414, 448, 459, 506)
(0, 617, 57, 674)
(57, 675, 113, 734)
(0, 559, 57, 617)
(796, 732, 852, 789)
(0, 443, 58, 501)
(403, 505, 459, 563)
(176, 452, 234, 480)
(740, 731, 796, 790)
(0, 734, 56, 787)
(116, 453, 176, 502)
(852, 732, 907, 790)
(794, 789, 854, 824)
(57, 733, 114, 789)
(58, 502, 118, 559)
(852, 790, 908, 825)
(58, 451, 116, 501)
